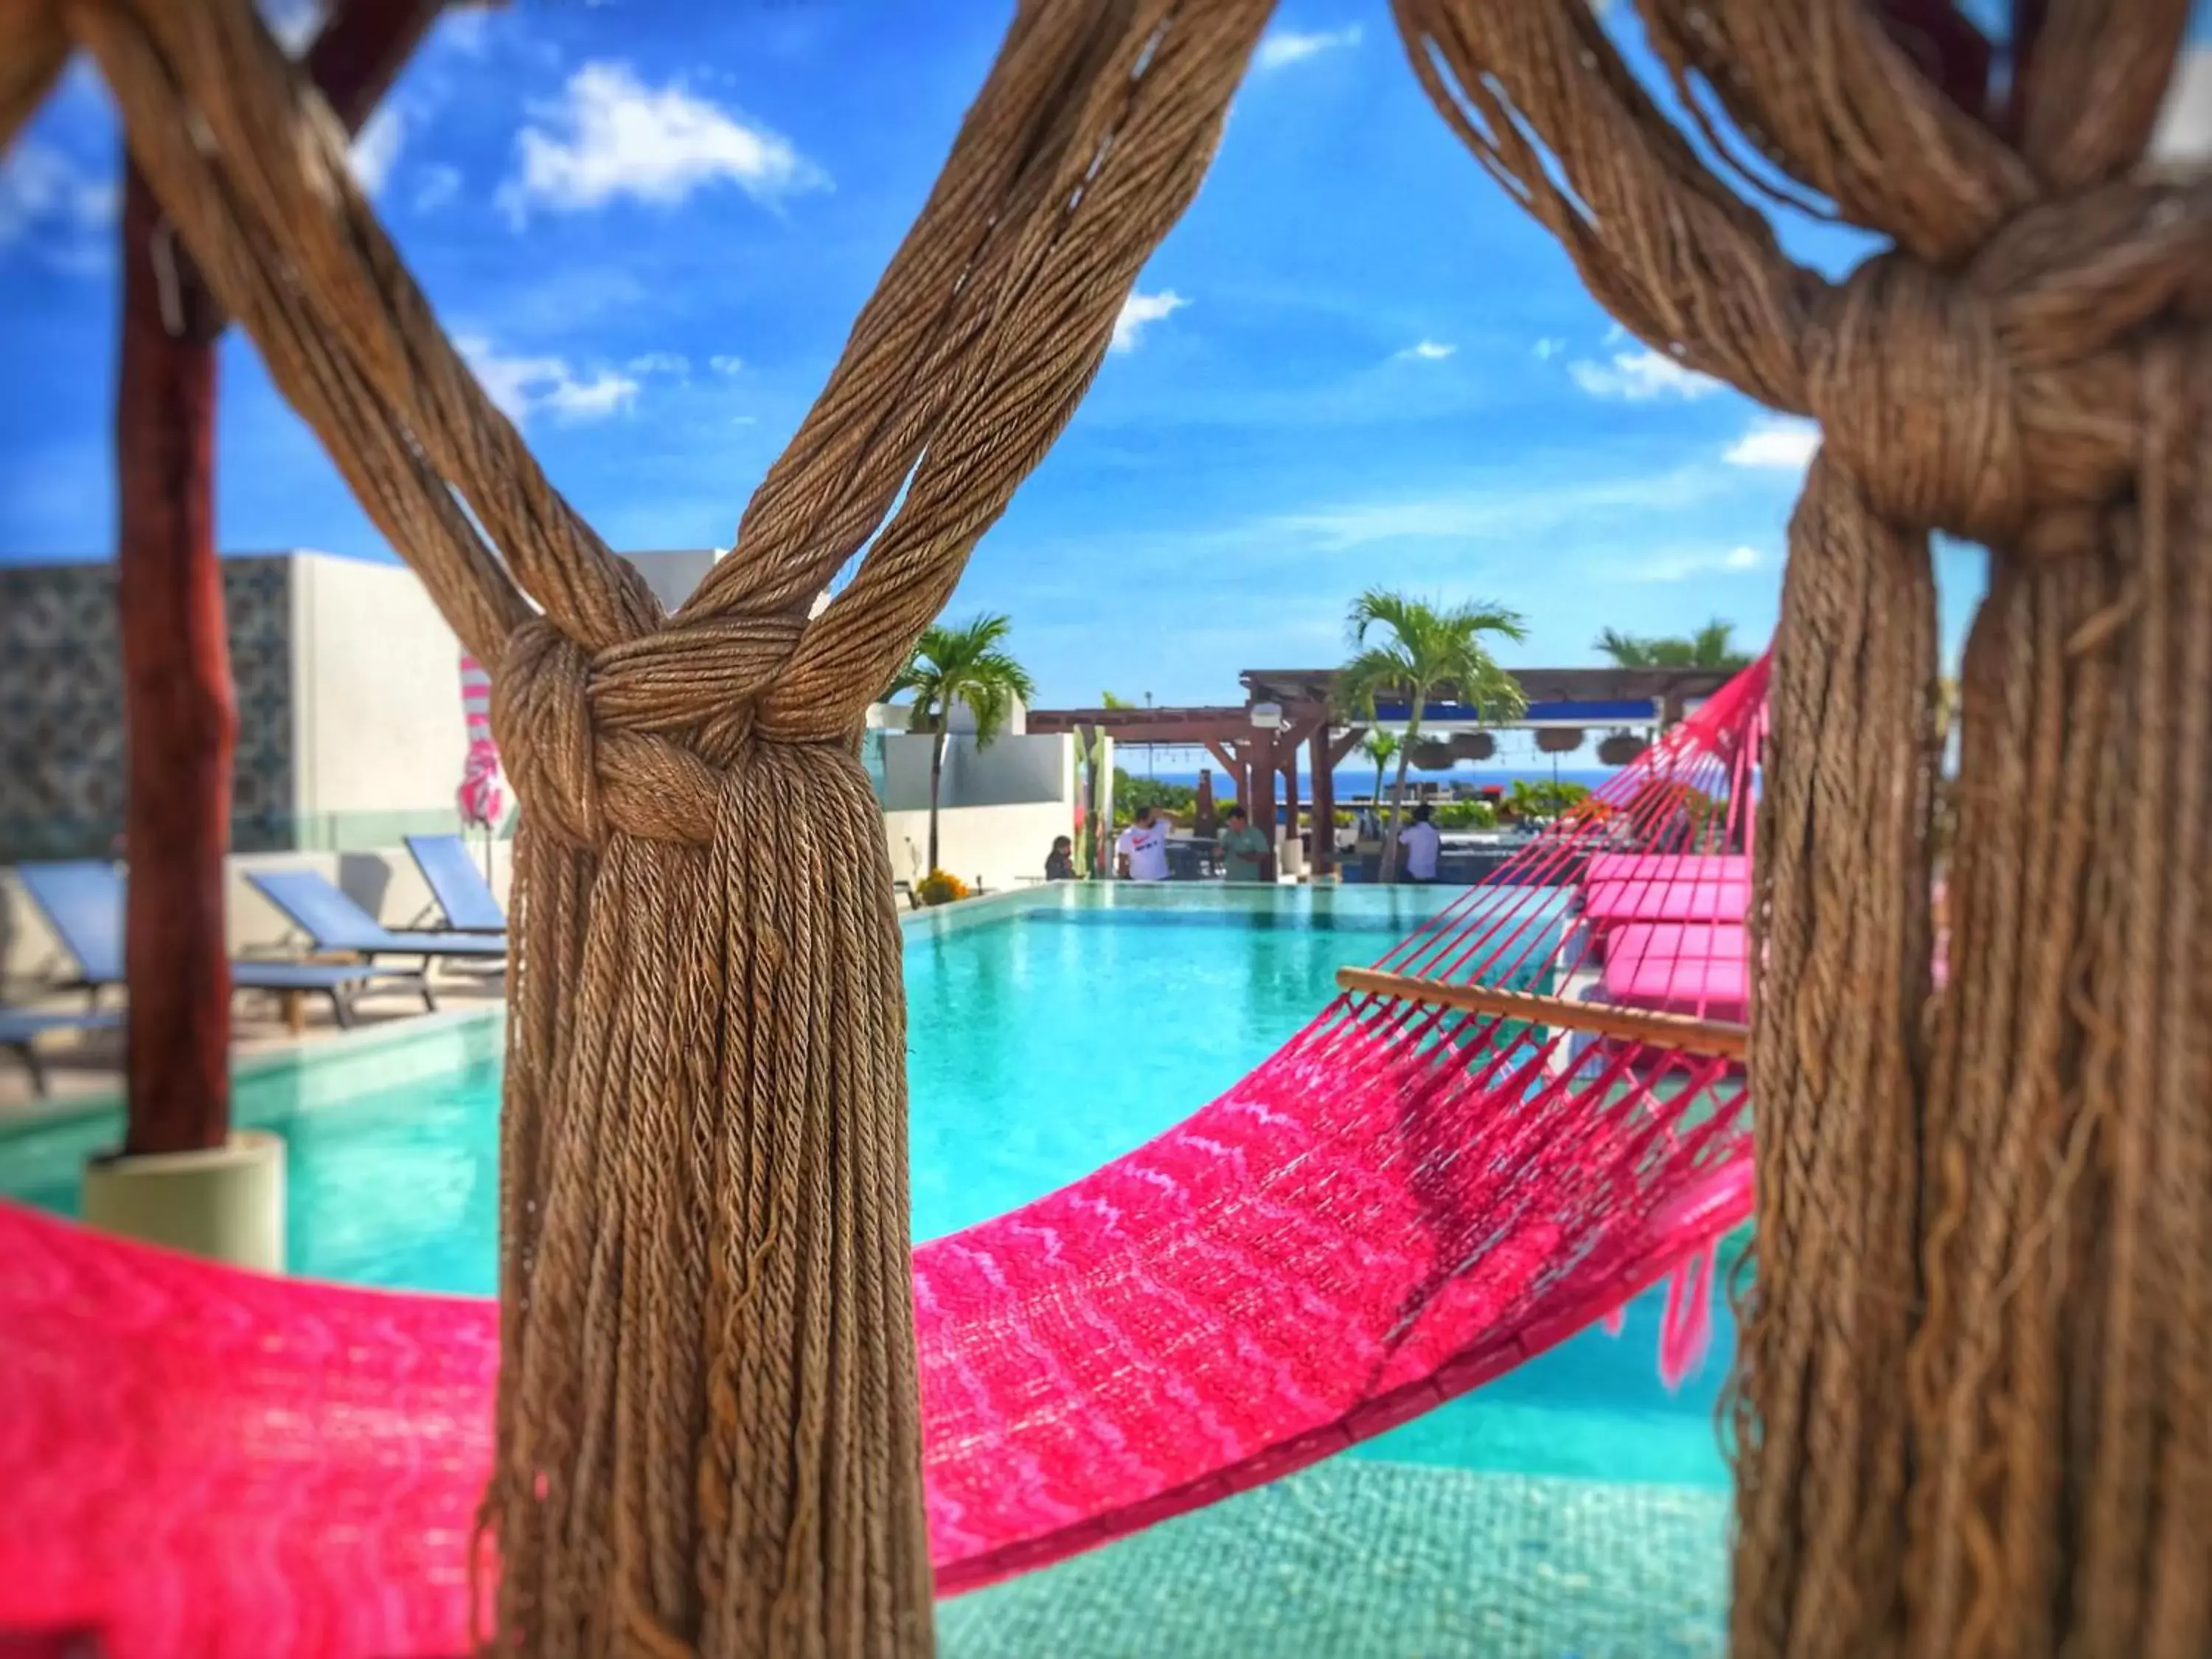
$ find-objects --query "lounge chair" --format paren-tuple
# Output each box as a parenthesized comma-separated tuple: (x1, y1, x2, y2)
(246, 869, 509, 967)
(403, 834, 507, 933)
(13, 861, 432, 1029)
(0, 1006, 119, 1096)
(1599, 921, 1749, 1025)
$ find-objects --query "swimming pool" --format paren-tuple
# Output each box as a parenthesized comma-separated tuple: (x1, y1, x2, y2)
(0, 882, 1733, 1655)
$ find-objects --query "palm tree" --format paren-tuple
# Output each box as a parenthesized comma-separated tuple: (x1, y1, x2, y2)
(1593, 616, 1752, 669)
(1337, 591, 1527, 880)
(889, 614, 1037, 876)
(1360, 728, 1399, 832)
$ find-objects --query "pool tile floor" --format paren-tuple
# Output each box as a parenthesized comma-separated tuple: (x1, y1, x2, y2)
(940, 1458, 1727, 1659)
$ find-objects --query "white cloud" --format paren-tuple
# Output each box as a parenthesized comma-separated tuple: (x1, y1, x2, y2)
(1256, 25, 1363, 71)
(1395, 339, 1456, 362)
(412, 164, 462, 213)
(1621, 543, 1768, 583)
(1533, 337, 1564, 360)
(709, 354, 744, 375)
(1725, 414, 1820, 470)
(2149, 47, 2210, 171)
(1111, 289, 1188, 353)
(1264, 464, 1727, 554)
(1568, 346, 1720, 401)
(497, 63, 826, 226)
(0, 142, 117, 263)
(459, 335, 639, 426)
(437, 8, 493, 57)
(627, 351, 689, 377)
(349, 107, 404, 195)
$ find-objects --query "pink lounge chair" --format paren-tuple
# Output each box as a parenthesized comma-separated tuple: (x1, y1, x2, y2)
(1600, 924, 1749, 1024)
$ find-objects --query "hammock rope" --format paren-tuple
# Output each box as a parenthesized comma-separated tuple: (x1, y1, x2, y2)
(1391, 4, 2211, 1656)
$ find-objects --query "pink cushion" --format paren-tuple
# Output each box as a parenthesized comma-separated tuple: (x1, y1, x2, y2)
(1601, 938, 1747, 1023)
(1582, 877, 1749, 924)
(1604, 923, 1748, 963)
(1583, 854, 1747, 886)
(1601, 925, 1752, 1026)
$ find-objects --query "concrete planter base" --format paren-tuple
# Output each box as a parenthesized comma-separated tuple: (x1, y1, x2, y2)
(81, 1129, 287, 1272)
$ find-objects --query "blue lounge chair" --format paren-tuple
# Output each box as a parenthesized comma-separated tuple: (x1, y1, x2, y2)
(0, 1006, 118, 1096)
(14, 861, 433, 1028)
(246, 869, 508, 967)
(403, 834, 507, 933)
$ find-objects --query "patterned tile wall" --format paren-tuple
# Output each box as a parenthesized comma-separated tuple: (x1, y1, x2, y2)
(0, 558, 296, 861)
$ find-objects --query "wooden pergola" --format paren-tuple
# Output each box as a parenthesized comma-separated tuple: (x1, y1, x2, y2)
(1029, 664, 1737, 881)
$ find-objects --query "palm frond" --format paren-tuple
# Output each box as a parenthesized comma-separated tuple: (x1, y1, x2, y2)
(1340, 590, 1526, 733)
(1593, 626, 1652, 667)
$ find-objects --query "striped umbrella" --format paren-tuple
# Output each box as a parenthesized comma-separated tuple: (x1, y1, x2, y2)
(456, 653, 507, 831)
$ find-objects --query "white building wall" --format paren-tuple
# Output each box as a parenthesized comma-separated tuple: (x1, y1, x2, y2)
(622, 549, 723, 613)
(880, 801, 1072, 892)
(288, 552, 469, 841)
(875, 731, 1073, 813)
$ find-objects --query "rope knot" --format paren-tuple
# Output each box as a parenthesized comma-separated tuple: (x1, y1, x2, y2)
(491, 617, 740, 849)
(493, 619, 605, 849)
(1804, 254, 2029, 547)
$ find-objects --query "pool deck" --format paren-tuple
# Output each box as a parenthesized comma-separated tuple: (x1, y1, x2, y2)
(0, 969, 509, 1123)
(0, 888, 1062, 1122)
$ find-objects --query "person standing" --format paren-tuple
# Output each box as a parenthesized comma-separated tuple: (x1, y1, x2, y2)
(1116, 804, 1172, 882)
(1397, 801, 1441, 884)
(1217, 804, 1270, 883)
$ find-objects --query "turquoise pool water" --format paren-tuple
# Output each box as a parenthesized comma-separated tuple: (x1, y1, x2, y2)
(0, 883, 1735, 1655)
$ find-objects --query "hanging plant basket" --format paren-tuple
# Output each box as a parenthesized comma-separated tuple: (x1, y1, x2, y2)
(1597, 731, 1647, 767)
(1535, 727, 1585, 755)
(1410, 738, 1455, 771)
(1449, 731, 1496, 762)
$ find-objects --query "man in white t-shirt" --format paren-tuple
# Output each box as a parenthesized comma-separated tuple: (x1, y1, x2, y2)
(1397, 802, 1441, 883)
(1116, 805, 1172, 882)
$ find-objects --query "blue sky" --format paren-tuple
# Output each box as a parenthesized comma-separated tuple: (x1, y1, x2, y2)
(2, 2, 2205, 708)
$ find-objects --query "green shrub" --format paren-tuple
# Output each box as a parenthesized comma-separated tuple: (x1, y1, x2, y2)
(1113, 769, 1197, 827)
(1431, 799, 1500, 831)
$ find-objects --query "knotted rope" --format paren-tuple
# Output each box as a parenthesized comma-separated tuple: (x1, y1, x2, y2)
(1395, 1, 2211, 1655)
(0, 0, 1279, 1652)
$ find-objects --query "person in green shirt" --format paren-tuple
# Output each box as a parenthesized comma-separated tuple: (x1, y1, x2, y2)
(1217, 805, 1271, 883)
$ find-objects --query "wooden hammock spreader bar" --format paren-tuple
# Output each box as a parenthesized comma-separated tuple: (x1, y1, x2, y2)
(1335, 966, 1750, 1062)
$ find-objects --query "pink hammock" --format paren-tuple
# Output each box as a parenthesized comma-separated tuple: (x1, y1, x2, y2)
(0, 666, 1767, 1658)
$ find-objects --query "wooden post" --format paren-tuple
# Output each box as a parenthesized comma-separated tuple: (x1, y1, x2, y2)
(116, 169, 232, 1157)
(1248, 731, 1278, 883)
(109, 0, 450, 1158)
(1280, 739, 1301, 877)
(1204, 740, 1246, 810)
(1309, 724, 1335, 878)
